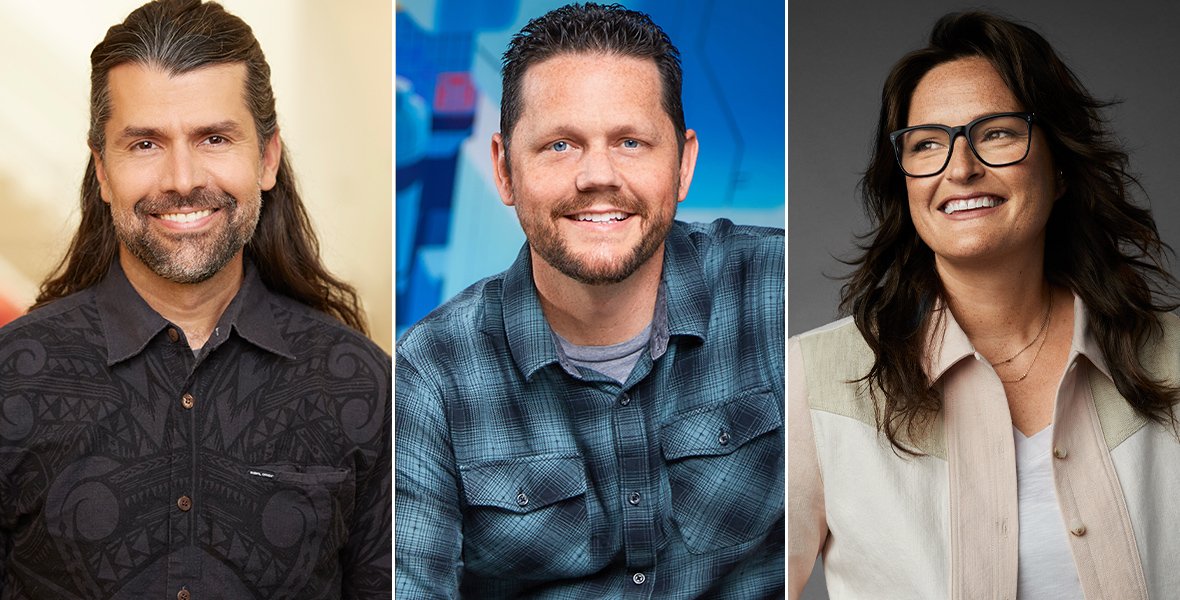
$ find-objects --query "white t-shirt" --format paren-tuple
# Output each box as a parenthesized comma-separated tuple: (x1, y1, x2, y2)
(1015, 423, 1085, 599)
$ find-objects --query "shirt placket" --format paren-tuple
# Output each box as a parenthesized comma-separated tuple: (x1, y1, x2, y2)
(614, 384, 658, 600)
(163, 325, 200, 600)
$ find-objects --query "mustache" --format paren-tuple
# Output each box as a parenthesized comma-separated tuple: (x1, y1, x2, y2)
(548, 193, 647, 220)
(134, 188, 237, 216)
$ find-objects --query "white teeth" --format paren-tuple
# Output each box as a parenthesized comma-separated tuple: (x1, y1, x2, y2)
(574, 211, 628, 222)
(158, 208, 215, 223)
(942, 197, 1002, 215)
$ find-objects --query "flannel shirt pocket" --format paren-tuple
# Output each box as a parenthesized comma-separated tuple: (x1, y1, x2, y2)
(662, 389, 783, 554)
(459, 453, 601, 578)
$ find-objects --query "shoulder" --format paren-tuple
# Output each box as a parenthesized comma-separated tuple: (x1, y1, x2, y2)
(262, 292, 391, 375)
(791, 317, 876, 418)
(0, 289, 101, 355)
(395, 272, 507, 371)
(677, 218, 784, 263)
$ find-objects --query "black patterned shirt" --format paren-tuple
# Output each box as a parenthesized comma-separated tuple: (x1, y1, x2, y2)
(396, 220, 785, 599)
(0, 259, 391, 599)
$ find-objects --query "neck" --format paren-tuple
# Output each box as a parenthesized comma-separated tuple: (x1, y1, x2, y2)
(935, 250, 1052, 362)
(531, 245, 664, 347)
(119, 247, 244, 350)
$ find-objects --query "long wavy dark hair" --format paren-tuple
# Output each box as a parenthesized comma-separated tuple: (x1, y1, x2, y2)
(842, 11, 1178, 453)
(32, 0, 367, 335)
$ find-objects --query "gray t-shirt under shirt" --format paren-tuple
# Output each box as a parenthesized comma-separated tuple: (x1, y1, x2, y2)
(554, 322, 653, 384)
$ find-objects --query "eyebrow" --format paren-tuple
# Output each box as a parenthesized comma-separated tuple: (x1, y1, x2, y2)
(116, 120, 247, 141)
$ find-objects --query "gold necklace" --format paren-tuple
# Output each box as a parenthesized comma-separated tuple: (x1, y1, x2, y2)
(990, 288, 1053, 367)
(996, 291, 1053, 383)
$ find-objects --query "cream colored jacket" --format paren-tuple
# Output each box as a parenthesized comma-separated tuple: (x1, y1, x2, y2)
(789, 296, 1180, 599)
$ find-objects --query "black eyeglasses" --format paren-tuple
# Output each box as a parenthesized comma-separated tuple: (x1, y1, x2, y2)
(889, 112, 1035, 177)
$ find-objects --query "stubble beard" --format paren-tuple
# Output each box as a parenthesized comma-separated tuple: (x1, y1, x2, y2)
(518, 190, 677, 286)
(112, 187, 261, 284)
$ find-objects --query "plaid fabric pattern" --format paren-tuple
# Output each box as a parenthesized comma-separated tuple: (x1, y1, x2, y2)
(396, 220, 784, 599)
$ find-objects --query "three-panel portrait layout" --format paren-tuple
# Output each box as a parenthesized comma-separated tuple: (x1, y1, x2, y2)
(0, 1, 1177, 598)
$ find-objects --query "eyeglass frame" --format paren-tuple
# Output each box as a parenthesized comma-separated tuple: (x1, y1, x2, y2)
(888, 112, 1036, 178)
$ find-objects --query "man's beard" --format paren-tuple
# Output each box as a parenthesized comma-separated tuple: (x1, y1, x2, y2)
(111, 187, 261, 284)
(518, 191, 676, 286)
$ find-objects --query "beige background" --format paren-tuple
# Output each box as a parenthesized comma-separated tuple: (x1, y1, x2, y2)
(0, 0, 393, 352)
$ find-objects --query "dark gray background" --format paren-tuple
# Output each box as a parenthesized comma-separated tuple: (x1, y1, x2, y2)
(789, 0, 1180, 596)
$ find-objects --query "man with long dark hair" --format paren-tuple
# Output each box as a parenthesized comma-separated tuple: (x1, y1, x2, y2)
(396, 3, 784, 598)
(0, 1, 390, 597)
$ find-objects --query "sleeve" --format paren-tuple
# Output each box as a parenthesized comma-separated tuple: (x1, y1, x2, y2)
(788, 337, 827, 599)
(341, 351, 394, 599)
(394, 351, 463, 599)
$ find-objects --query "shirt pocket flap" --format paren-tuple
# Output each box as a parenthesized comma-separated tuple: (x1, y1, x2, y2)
(460, 453, 586, 514)
(661, 389, 780, 460)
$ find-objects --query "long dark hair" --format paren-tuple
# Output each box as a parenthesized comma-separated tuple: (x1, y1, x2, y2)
(843, 11, 1178, 453)
(32, 0, 367, 335)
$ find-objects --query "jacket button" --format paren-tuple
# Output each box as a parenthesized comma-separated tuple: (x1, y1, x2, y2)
(1069, 520, 1086, 536)
(516, 492, 528, 507)
(1053, 445, 1067, 459)
(178, 496, 192, 512)
(167, 328, 180, 343)
(181, 394, 195, 409)
(718, 430, 731, 446)
(632, 572, 646, 585)
(178, 591, 190, 600)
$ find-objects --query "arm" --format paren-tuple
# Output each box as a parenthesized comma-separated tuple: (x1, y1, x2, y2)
(394, 352, 463, 599)
(341, 352, 393, 599)
(788, 338, 827, 599)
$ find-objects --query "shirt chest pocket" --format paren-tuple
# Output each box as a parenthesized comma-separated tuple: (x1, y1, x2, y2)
(661, 389, 784, 554)
(459, 453, 604, 579)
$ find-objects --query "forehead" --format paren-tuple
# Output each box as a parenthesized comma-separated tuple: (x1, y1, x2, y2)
(515, 52, 667, 133)
(104, 62, 253, 133)
(907, 57, 1022, 126)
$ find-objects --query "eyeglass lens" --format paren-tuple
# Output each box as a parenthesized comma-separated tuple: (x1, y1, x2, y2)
(896, 114, 1030, 176)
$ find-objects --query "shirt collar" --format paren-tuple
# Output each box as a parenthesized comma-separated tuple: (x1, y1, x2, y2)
(96, 258, 294, 366)
(923, 290, 1109, 386)
(502, 221, 711, 381)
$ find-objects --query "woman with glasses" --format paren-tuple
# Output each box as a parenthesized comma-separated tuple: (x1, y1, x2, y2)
(789, 11, 1180, 599)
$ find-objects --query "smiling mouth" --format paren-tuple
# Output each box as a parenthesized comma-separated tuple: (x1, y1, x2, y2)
(569, 211, 631, 223)
(940, 196, 1005, 215)
(155, 208, 217, 223)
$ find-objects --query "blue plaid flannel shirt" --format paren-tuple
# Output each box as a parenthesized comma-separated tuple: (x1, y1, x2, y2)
(396, 219, 785, 599)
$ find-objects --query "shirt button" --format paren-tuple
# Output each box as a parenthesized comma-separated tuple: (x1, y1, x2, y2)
(632, 572, 646, 585)
(516, 492, 529, 507)
(1069, 520, 1086, 536)
(177, 496, 192, 512)
(178, 591, 190, 600)
(1053, 445, 1067, 459)
(718, 429, 731, 446)
(628, 491, 641, 506)
(181, 394, 195, 409)
(619, 394, 630, 406)
(167, 328, 180, 343)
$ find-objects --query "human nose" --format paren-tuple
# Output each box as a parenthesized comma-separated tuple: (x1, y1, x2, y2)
(575, 145, 622, 191)
(160, 145, 205, 195)
(943, 135, 984, 182)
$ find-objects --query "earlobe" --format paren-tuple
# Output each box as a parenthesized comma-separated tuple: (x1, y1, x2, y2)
(491, 133, 515, 207)
(91, 148, 111, 204)
(260, 131, 282, 191)
(676, 129, 700, 203)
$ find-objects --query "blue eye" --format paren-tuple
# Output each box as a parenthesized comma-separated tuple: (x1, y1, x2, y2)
(552, 141, 569, 152)
(623, 139, 639, 148)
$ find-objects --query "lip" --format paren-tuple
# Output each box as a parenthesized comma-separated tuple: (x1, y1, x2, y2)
(563, 207, 637, 228)
(936, 192, 1008, 219)
(151, 207, 221, 231)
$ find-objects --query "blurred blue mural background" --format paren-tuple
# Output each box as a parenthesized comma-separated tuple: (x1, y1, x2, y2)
(396, 0, 785, 336)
